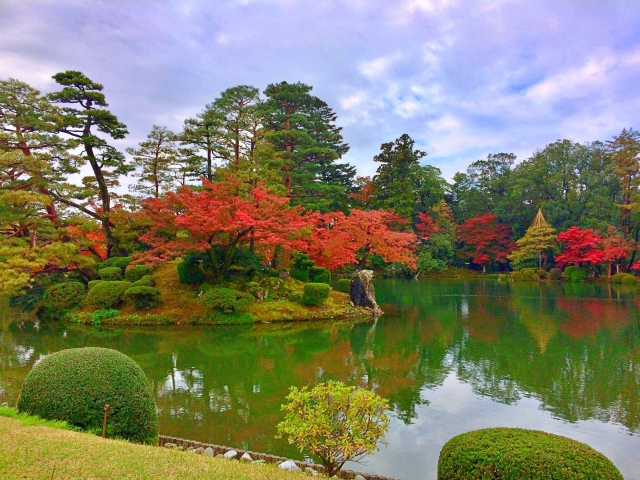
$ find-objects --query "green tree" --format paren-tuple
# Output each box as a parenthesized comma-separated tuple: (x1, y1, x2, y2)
(47, 71, 132, 258)
(508, 209, 557, 268)
(181, 103, 225, 181)
(606, 128, 640, 237)
(371, 134, 446, 220)
(276, 381, 390, 477)
(126, 125, 179, 198)
(262, 81, 354, 212)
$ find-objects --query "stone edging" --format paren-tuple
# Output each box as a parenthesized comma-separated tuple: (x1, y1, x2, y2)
(158, 435, 399, 480)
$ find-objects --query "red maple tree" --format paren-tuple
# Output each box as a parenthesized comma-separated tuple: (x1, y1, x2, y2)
(457, 214, 515, 272)
(600, 226, 631, 275)
(305, 209, 417, 270)
(555, 226, 604, 267)
(136, 177, 310, 276)
(415, 211, 441, 240)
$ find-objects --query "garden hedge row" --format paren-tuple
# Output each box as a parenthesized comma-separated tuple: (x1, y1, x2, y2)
(437, 428, 622, 479)
(17, 347, 158, 444)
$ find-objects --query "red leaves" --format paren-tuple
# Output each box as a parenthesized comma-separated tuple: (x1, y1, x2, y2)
(415, 212, 441, 240)
(555, 226, 604, 267)
(457, 214, 515, 266)
(136, 177, 309, 264)
(306, 209, 417, 270)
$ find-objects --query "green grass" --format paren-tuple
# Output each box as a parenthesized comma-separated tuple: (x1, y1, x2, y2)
(0, 415, 306, 479)
(0, 406, 77, 431)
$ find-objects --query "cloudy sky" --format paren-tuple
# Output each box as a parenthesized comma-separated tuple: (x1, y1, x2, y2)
(2, 0, 639, 180)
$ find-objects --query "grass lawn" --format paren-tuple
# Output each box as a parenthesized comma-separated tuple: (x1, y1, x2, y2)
(0, 415, 305, 479)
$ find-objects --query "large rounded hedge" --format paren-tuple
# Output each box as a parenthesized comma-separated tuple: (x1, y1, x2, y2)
(17, 347, 157, 444)
(437, 428, 622, 480)
(41, 282, 86, 314)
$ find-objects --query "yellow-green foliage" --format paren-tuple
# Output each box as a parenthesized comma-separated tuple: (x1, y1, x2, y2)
(87, 281, 131, 308)
(336, 278, 351, 293)
(99, 267, 122, 280)
(17, 347, 158, 444)
(438, 428, 622, 480)
(301, 283, 331, 306)
(277, 381, 390, 477)
(132, 275, 155, 287)
(125, 265, 153, 282)
(41, 282, 85, 315)
(621, 274, 639, 285)
(549, 268, 562, 280)
(198, 287, 255, 313)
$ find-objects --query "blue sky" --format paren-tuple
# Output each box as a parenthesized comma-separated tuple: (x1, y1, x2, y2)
(2, 0, 640, 180)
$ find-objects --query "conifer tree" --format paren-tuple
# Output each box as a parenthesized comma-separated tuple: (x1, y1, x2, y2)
(126, 125, 179, 198)
(508, 209, 557, 268)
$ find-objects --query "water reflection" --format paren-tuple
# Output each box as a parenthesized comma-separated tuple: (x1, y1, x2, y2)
(1, 281, 639, 479)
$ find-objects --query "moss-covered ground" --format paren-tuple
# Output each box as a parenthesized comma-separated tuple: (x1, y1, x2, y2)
(0, 414, 305, 480)
(75, 261, 372, 326)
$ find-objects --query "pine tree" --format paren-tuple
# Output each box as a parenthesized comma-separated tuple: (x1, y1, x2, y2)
(508, 209, 557, 268)
(126, 125, 179, 198)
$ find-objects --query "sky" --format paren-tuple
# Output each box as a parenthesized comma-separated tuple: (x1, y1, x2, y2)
(2, 0, 640, 181)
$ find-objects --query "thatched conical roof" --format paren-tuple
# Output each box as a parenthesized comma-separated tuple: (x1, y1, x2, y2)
(532, 209, 549, 228)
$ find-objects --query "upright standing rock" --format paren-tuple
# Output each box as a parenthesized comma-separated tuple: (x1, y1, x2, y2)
(350, 270, 382, 315)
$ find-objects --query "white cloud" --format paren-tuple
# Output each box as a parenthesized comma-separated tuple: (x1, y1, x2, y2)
(359, 54, 401, 80)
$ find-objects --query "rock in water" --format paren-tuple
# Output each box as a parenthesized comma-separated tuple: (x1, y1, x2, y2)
(350, 270, 382, 315)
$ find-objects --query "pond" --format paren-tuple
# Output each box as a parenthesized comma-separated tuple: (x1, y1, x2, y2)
(1, 279, 639, 479)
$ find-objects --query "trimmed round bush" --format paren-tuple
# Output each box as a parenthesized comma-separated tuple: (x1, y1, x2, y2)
(437, 428, 622, 480)
(41, 282, 85, 315)
(100, 256, 132, 270)
(87, 281, 131, 309)
(612, 272, 626, 284)
(520, 268, 537, 281)
(336, 278, 351, 293)
(88, 280, 104, 291)
(621, 274, 639, 285)
(549, 267, 562, 280)
(301, 283, 331, 306)
(17, 347, 157, 444)
(99, 267, 123, 281)
(510, 271, 523, 281)
(497, 274, 508, 282)
(309, 266, 331, 284)
(131, 275, 155, 287)
(199, 287, 255, 313)
(125, 264, 153, 282)
(124, 286, 160, 309)
(564, 265, 577, 278)
(570, 268, 586, 282)
(176, 259, 206, 285)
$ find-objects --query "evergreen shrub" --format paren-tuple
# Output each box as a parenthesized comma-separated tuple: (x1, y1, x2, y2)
(497, 274, 508, 282)
(612, 272, 629, 284)
(100, 257, 132, 270)
(621, 274, 639, 285)
(131, 275, 155, 287)
(549, 268, 562, 280)
(124, 265, 152, 282)
(437, 428, 622, 480)
(41, 282, 85, 315)
(99, 267, 123, 281)
(536, 268, 547, 278)
(198, 287, 255, 313)
(301, 283, 331, 306)
(17, 347, 157, 444)
(563, 265, 577, 278)
(570, 268, 586, 282)
(88, 280, 104, 291)
(124, 286, 160, 309)
(87, 281, 131, 309)
(520, 268, 537, 281)
(510, 271, 524, 281)
(176, 259, 206, 285)
(336, 278, 351, 293)
(309, 266, 331, 284)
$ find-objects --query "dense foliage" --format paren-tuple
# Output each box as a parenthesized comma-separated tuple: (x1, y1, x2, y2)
(198, 287, 255, 313)
(87, 281, 131, 308)
(437, 428, 622, 479)
(41, 282, 85, 316)
(17, 347, 158, 444)
(300, 283, 331, 306)
(276, 381, 390, 477)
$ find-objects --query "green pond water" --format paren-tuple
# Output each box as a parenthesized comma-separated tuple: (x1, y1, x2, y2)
(1, 279, 639, 479)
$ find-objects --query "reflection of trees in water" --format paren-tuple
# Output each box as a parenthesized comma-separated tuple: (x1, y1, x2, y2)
(1, 279, 639, 451)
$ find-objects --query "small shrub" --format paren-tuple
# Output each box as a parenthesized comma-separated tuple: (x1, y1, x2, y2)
(17, 347, 158, 444)
(87, 281, 131, 309)
(177, 259, 206, 285)
(612, 272, 626, 284)
(198, 287, 255, 313)
(125, 265, 153, 282)
(621, 274, 639, 285)
(41, 282, 85, 315)
(276, 381, 390, 477)
(549, 268, 562, 280)
(99, 267, 123, 281)
(100, 256, 132, 270)
(536, 268, 547, 278)
(88, 280, 104, 290)
(520, 268, 537, 281)
(336, 278, 351, 293)
(91, 309, 120, 324)
(564, 265, 577, 278)
(570, 268, 586, 282)
(290, 268, 309, 282)
(290, 252, 315, 283)
(124, 286, 160, 309)
(309, 266, 331, 284)
(497, 274, 508, 282)
(131, 275, 155, 287)
(437, 428, 622, 479)
(301, 283, 331, 306)
(510, 271, 524, 282)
